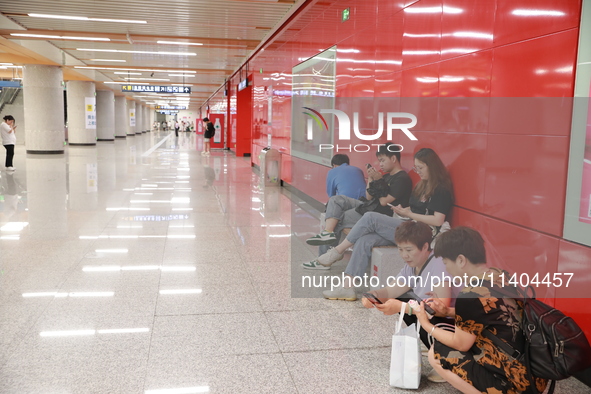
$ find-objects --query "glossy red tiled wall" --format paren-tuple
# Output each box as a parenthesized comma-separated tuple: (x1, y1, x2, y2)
(214, 0, 591, 336)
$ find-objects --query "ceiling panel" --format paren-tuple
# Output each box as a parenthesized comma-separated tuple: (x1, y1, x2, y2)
(0, 0, 298, 108)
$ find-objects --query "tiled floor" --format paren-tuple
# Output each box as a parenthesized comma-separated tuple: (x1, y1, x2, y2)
(0, 131, 588, 393)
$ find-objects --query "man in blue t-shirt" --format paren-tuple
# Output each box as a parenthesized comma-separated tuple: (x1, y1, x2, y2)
(325, 154, 366, 199)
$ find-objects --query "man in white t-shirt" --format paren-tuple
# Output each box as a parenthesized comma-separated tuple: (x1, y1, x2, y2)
(1, 115, 17, 171)
(174, 121, 180, 137)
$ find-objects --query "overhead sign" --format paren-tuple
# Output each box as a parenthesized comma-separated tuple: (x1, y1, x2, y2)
(158, 110, 179, 115)
(237, 78, 248, 92)
(121, 85, 191, 93)
(155, 105, 187, 110)
(342, 8, 350, 22)
(0, 81, 21, 88)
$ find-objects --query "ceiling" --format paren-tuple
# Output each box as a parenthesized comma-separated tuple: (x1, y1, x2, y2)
(0, 0, 299, 109)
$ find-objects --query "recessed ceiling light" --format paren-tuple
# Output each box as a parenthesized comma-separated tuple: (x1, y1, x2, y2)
(77, 48, 196, 56)
(114, 71, 141, 75)
(28, 13, 147, 24)
(90, 59, 126, 62)
(103, 81, 151, 85)
(124, 78, 170, 81)
(74, 66, 197, 73)
(157, 40, 203, 46)
(171, 84, 193, 86)
(168, 74, 195, 77)
(11, 33, 110, 41)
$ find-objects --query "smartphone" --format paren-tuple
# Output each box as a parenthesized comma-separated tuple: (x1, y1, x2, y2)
(399, 290, 436, 315)
(366, 163, 372, 170)
(362, 292, 383, 304)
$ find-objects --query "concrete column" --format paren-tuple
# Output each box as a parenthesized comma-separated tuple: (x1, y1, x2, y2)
(96, 90, 114, 141)
(136, 103, 143, 133)
(114, 96, 126, 138)
(149, 107, 155, 132)
(141, 104, 147, 132)
(66, 81, 96, 145)
(126, 100, 136, 136)
(140, 104, 146, 133)
(23, 65, 65, 153)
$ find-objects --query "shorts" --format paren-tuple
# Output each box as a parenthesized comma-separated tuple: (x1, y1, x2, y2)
(204, 138, 210, 142)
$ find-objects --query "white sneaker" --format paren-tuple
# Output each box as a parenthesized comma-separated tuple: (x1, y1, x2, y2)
(316, 247, 344, 267)
(421, 343, 429, 356)
(323, 286, 357, 301)
(306, 230, 337, 245)
(427, 369, 446, 383)
(6, 166, 15, 171)
(301, 259, 330, 270)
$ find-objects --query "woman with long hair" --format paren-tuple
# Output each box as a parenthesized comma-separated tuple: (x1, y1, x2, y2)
(392, 147, 454, 229)
(309, 148, 454, 302)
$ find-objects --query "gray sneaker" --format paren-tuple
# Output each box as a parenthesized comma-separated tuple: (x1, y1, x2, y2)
(301, 259, 330, 270)
(323, 286, 357, 301)
(316, 247, 344, 267)
(306, 230, 337, 245)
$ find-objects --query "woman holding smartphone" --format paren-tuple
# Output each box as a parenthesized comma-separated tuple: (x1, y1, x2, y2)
(1, 115, 17, 171)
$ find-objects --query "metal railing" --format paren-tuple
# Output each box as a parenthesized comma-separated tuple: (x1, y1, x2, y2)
(0, 87, 21, 114)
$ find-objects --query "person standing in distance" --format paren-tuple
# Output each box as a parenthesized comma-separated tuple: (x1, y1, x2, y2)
(1, 115, 17, 171)
(202, 117, 215, 156)
(174, 120, 180, 137)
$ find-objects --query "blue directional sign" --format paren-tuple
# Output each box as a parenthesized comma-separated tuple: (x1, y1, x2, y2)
(121, 85, 191, 93)
(155, 105, 187, 110)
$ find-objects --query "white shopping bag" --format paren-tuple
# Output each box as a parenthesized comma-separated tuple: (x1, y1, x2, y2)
(389, 303, 422, 389)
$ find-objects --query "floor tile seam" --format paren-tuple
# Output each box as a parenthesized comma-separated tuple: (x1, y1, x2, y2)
(232, 222, 266, 313)
(145, 349, 284, 362)
(153, 310, 268, 318)
(278, 345, 392, 356)
(0, 300, 58, 371)
(261, 307, 370, 315)
(260, 307, 302, 394)
(142, 147, 167, 394)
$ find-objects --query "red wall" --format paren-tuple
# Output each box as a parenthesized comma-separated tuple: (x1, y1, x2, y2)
(211, 0, 591, 338)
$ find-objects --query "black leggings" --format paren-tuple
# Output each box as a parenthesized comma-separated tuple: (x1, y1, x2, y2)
(4, 144, 14, 167)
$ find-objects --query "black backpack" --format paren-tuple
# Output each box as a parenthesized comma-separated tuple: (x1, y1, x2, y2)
(483, 286, 591, 394)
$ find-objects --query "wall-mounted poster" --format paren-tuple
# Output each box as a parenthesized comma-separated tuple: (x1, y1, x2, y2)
(85, 97, 96, 129)
(129, 109, 136, 127)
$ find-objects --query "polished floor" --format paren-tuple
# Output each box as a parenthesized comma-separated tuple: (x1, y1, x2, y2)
(0, 131, 588, 393)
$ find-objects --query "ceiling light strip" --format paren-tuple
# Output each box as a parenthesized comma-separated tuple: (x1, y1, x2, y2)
(11, 33, 110, 41)
(28, 13, 147, 24)
(77, 48, 196, 56)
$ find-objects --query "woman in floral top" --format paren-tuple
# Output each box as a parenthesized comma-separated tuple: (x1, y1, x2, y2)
(416, 227, 547, 394)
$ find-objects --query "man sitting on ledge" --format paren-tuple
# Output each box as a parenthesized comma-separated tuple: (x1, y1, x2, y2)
(303, 143, 412, 270)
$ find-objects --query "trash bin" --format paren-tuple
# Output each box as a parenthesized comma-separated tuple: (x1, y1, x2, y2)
(259, 147, 281, 187)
